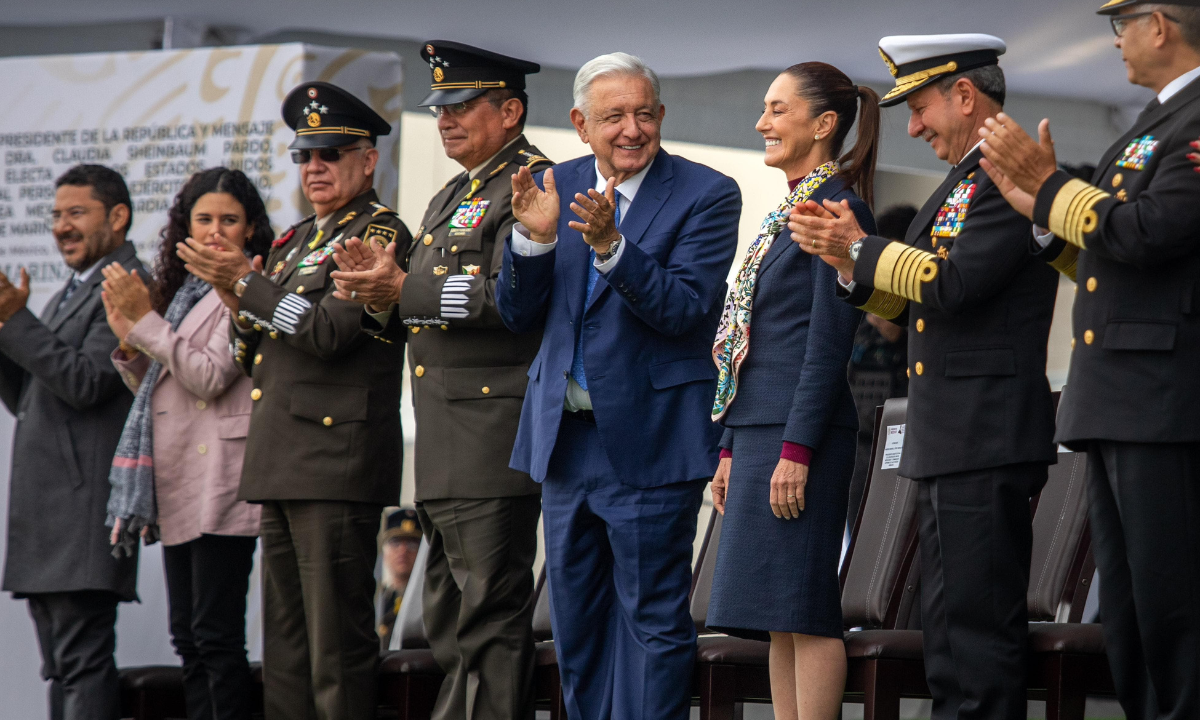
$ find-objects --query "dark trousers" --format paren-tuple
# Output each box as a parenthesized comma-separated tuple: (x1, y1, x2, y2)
(917, 462, 1047, 720)
(1087, 441, 1200, 720)
(260, 500, 382, 720)
(163, 534, 257, 720)
(27, 590, 120, 720)
(417, 495, 540, 720)
(542, 416, 704, 720)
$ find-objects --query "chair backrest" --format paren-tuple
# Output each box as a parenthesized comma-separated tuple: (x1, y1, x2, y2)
(392, 537, 431, 650)
(689, 509, 722, 632)
(840, 397, 920, 630)
(531, 567, 553, 642)
(1028, 450, 1093, 622)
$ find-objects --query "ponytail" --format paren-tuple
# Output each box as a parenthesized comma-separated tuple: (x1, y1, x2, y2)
(783, 63, 882, 209)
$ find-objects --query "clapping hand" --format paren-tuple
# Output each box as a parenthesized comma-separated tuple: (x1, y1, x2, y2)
(330, 236, 407, 311)
(0, 267, 30, 324)
(569, 177, 620, 254)
(511, 166, 560, 244)
(788, 199, 864, 279)
(978, 114, 1056, 220)
(176, 232, 254, 292)
(101, 263, 153, 324)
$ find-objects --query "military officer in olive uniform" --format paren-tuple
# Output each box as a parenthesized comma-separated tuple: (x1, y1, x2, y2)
(330, 42, 550, 720)
(790, 36, 1059, 720)
(180, 81, 412, 720)
(980, 3, 1200, 716)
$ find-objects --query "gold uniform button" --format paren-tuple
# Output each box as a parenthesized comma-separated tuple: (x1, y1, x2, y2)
(1072, 338, 1077, 350)
(440, 325, 448, 331)
(906, 368, 911, 379)
(254, 353, 263, 365)
(270, 331, 279, 339)
(296, 285, 305, 294)
(1084, 330, 1095, 345)
(481, 386, 490, 394)
(1112, 173, 1123, 188)
(414, 365, 425, 378)
(253, 323, 262, 331)
(915, 362, 924, 376)
(251, 388, 262, 401)
(423, 234, 433, 246)
(916, 319, 925, 332)
(323, 417, 333, 427)
(411, 326, 420, 334)
(450, 245, 458, 253)
(931, 238, 938, 247)
(195, 400, 207, 410)
(1086, 277, 1097, 292)
(197, 444, 207, 455)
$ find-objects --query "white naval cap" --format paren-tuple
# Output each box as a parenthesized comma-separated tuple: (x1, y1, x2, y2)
(877, 34, 1007, 107)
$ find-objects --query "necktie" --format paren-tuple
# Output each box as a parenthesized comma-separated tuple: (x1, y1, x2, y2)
(570, 191, 622, 392)
(56, 275, 81, 315)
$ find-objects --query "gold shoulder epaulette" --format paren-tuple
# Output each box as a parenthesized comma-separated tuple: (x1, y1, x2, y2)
(873, 241, 939, 303)
(487, 161, 510, 178)
(336, 210, 358, 226)
(1047, 179, 1108, 249)
(370, 202, 396, 217)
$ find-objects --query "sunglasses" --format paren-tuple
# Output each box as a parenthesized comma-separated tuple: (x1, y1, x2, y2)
(427, 97, 489, 118)
(1111, 10, 1178, 36)
(290, 146, 367, 164)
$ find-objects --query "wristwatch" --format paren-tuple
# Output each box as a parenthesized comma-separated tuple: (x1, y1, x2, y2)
(233, 274, 252, 298)
(596, 237, 622, 263)
(848, 239, 864, 261)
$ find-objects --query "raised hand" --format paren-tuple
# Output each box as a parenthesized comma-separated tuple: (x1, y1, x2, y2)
(101, 263, 154, 324)
(0, 267, 30, 323)
(101, 290, 135, 342)
(511, 166, 560, 243)
(788, 199, 864, 278)
(569, 177, 620, 253)
(332, 236, 379, 273)
(978, 114, 1057, 204)
(177, 233, 253, 291)
(330, 237, 406, 311)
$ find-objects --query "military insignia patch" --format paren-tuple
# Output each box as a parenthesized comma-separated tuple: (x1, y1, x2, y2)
(298, 246, 335, 268)
(337, 211, 357, 226)
(931, 179, 975, 238)
(365, 223, 398, 245)
(433, 266, 448, 276)
(1116, 135, 1158, 170)
(450, 198, 490, 229)
(271, 227, 296, 249)
(462, 264, 481, 275)
(272, 261, 286, 275)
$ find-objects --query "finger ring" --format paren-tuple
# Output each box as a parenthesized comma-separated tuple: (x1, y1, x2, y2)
(786, 494, 796, 498)
(351, 290, 358, 300)
(812, 238, 817, 249)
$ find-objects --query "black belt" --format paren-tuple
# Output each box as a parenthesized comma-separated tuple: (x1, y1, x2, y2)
(563, 409, 596, 424)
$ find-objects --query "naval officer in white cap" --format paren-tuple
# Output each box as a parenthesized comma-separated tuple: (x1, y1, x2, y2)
(789, 34, 1061, 720)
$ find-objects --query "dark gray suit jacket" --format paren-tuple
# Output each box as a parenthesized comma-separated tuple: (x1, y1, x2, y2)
(0, 241, 143, 600)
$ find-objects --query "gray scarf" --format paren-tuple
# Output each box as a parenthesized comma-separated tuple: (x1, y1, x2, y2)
(106, 275, 211, 557)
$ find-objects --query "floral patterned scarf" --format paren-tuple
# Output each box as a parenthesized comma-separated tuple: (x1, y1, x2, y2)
(711, 161, 839, 421)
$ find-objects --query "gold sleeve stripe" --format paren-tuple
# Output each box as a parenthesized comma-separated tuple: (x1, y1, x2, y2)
(858, 290, 908, 320)
(1048, 243, 1079, 282)
(874, 241, 939, 303)
(1048, 178, 1110, 249)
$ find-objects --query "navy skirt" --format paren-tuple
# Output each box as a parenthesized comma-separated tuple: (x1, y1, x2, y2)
(706, 423, 857, 640)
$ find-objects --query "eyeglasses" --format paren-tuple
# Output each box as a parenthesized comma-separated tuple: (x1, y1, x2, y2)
(1111, 10, 1179, 37)
(427, 97, 489, 118)
(290, 146, 367, 164)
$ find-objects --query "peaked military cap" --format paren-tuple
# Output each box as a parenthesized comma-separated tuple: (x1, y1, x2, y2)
(383, 508, 422, 542)
(418, 40, 541, 107)
(1097, 0, 1200, 13)
(878, 34, 1007, 107)
(282, 81, 392, 150)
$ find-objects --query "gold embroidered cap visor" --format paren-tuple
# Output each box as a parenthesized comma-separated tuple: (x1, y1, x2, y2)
(1097, 0, 1200, 14)
(877, 34, 1007, 107)
(281, 80, 392, 150)
(418, 39, 541, 107)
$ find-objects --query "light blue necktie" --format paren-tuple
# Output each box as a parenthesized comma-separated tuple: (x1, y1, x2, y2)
(570, 192, 622, 391)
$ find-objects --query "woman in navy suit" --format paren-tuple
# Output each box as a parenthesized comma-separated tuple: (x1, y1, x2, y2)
(707, 62, 880, 720)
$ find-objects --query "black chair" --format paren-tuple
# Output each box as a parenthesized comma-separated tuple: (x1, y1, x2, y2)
(378, 538, 444, 720)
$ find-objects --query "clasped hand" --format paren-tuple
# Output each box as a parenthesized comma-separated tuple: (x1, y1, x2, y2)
(789, 199, 864, 278)
(330, 236, 406, 311)
(511, 166, 621, 253)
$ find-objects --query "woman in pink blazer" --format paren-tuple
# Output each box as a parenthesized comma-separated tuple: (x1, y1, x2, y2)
(103, 168, 273, 720)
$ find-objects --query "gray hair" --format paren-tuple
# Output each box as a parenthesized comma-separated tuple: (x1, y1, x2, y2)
(934, 64, 1006, 107)
(572, 52, 662, 114)
(1143, 4, 1200, 49)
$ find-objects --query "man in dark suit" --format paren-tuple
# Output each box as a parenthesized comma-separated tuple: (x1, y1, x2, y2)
(181, 82, 411, 720)
(330, 42, 551, 720)
(0, 164, 143, 720)
(498, 52, 740, 720)
(979, 3, 1200, 716)
(790, 36, 1059, 720)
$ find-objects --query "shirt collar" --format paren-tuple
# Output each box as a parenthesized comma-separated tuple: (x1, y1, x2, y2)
(1158, 64, 1200, 104)
(470, 136, 522, 179)
(593, 156, 654, 202)
(74, 260, 103, 283)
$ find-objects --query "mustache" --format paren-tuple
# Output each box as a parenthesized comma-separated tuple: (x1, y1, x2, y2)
(55, 231, 84, 244)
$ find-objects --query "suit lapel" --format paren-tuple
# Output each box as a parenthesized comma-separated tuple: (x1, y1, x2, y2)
(562, 160, 594, 323)
(906, 148, 981, 244)
(759, 176, 843, 278)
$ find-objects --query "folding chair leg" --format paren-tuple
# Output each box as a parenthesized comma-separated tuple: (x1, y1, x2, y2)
(1043, 656, 1087, 720)
(697, 665, 741, 720)
(862, 659, 902, 720)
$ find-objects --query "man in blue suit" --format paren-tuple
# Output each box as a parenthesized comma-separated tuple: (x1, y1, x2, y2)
(497, 52, 741, 720)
